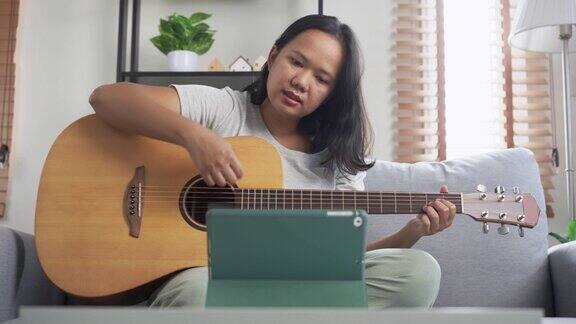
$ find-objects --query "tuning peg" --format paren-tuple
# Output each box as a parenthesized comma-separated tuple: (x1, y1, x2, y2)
(482, 222, 489, 234)
(494, 186, 505, 194)
(498, 224, 510, 235)
(476, 184, 487, 193)
(518, 226, 525, 238)
(517, 214, 525, 222)
(515, 195, 523, 202)
(513, 187, 521, 194)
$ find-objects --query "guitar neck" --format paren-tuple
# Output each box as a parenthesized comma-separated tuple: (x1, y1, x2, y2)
(234, 189, 462, 214)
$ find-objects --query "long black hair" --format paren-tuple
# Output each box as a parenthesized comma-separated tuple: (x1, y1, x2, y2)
(244, 14, 375, 178)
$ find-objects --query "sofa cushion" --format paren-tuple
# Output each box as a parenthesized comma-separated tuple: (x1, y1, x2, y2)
(364, 148, 553, 314)
(548, 240, 576, 317)
(0, 227, 66, 322)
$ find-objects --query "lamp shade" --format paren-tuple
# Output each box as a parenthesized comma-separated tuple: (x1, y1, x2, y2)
(509, 0, 576, 53)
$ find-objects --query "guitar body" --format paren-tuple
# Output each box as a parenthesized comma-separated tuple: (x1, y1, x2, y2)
(35, 114, 283, 300)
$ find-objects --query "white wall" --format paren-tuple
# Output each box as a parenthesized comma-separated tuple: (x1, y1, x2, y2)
(0, 0, 396, 234)
(3, 1, 119, 233)
(2, 0, 570, 247)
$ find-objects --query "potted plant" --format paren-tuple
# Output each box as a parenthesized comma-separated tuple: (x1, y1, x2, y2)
(549, 218, 576, 244)
(150, 12, 216, 72)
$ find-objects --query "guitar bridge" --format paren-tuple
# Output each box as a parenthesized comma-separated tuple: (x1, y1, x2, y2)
(124, 166, 145, 238)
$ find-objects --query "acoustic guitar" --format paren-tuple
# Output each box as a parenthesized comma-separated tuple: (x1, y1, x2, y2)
(35, 115, 540, 302)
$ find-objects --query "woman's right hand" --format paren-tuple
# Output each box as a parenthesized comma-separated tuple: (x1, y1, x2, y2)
(182, 125, 243, 187)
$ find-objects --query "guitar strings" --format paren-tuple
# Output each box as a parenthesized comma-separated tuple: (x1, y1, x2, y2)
(105, 198, 464, 209)
(175, 208, 448, 214)
(69, 192, 463, 203)
(168, 206, 466, 216)
(131, 185, 462, 193)
(124, 193, 462, 203)
(131, 200, 462, 205)
(136, 195, 462, 202)
(80, 197, 464, 208)
(84, 196, 462, 202)
(140, 190, 462, 198)
(118, 187, 462, 198)
(127, 185, 463, 192)
(116, 185, 463, 197)
(133, 191, 460, 200)
(137, 205, 462, 212)
(97, 200, 463, 207)
(63, 186, 464, 205)
(55, 194, 463, 202)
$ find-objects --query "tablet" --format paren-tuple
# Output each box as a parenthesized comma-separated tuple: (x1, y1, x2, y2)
(205, 209, 367, 308)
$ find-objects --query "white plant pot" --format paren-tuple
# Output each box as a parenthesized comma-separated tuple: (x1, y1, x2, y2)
(167, 50, 199, 72)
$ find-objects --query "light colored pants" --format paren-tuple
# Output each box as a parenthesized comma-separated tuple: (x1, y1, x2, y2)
(148, 248, 441, 309)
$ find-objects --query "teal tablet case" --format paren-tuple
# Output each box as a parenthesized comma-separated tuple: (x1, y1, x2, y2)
(205, 209, 367, 308)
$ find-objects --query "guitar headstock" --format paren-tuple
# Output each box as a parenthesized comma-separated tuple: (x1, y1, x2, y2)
(461, 185, 540, 237)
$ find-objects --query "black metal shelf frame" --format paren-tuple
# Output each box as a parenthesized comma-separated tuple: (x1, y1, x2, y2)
(116, 0, 324, 84)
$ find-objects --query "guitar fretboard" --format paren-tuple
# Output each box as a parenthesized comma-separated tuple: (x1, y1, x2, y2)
(235, 189, 462, 214)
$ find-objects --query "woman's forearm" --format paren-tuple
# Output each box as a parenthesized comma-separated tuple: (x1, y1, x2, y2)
(366, 225, 422, 251)
(89, 82, 199, 148)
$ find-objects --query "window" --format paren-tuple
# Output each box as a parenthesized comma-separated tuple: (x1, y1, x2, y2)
(393, 0, 556, 216)
(444, 0, 506, 159)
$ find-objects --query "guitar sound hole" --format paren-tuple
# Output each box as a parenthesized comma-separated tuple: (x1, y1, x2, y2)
(179, 176, 236, 231)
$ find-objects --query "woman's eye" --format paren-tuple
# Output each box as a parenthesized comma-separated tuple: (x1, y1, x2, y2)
(290, 58, 303, 67)
(316, 76, 328, 84)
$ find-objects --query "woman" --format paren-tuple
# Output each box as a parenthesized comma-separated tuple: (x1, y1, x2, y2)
(89, 14, 455, 308)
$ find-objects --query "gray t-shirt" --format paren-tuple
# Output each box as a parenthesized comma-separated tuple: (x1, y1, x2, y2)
(171, 84, 366, 191)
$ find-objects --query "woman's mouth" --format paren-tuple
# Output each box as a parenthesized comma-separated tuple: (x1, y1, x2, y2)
(281, 90, 302, 107)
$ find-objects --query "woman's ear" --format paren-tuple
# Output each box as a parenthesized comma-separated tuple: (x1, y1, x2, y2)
(267, 45, 279, 69)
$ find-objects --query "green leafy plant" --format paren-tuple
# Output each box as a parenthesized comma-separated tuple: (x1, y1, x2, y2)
(549, 219, 576, 244)
(150, 12, 216, 55)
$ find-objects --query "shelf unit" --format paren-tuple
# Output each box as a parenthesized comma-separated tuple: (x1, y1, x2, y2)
(116, 0, 324, 89)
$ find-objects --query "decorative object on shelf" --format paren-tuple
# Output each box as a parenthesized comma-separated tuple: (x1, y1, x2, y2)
(252, 56, 267, 71)
(509, 0, 576, 243)
(229, 56, 252, 72)
(208, 58, 225, 71)
(150, 12, 216, 72)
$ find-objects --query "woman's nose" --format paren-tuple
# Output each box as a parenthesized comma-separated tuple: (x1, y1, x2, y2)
(290, 72, 311, 92)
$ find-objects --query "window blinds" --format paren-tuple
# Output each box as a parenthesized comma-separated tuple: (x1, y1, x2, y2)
(394, 0, 446, 163)
(0, 0, 18, 218)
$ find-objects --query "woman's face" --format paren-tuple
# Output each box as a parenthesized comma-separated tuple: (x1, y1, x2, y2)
(265, 29, 344, 121)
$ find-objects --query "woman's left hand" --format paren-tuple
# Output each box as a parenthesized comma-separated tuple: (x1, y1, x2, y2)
(405, 185, 456, 238)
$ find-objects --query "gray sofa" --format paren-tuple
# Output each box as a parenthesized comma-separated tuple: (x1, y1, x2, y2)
(1, 147, 575, 322)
